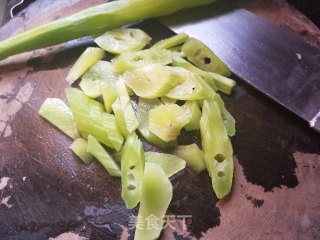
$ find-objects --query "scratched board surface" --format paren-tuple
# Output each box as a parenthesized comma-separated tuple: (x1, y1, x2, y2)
(0, 0, 320, 240)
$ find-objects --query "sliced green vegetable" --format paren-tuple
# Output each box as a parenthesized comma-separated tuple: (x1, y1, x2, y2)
(101, 85, 118, 113)
(66, 87, 124, 151)
(95, 28, 151, 54)
(160, 96, 177, 105)
(87, 135, 121, 177)
(165, 67, 212, 100)
(148, 104, 191, 142)
(83, 60, 119, 84)
(122, 64, 183, 99)
(172, 56, 236, 94)
(136, 98, 177, 149)
(38, 98, 80, 140)
(182, 37, 231, 77)
(66, 47, 105, 84)
(69, 138, 94, 165)
(144, 152, 186, 177)
(206, 72, 236, 95)
(200, 100, 234, 199)
(134, 163, 172, 240)
(113, 48, 173, 72)
(172, 144, 206, 174)
(121, 133, 144, 209)
(112, 79, 139, 137)
(212, 93, 236, 137)
(102, 112, 124, 151)
(172, 56, 217, 90)
(79, 77, 103, 98)
(183, 101, 201, 131)
(151, 33, 189, 49)
(197, 89, 236, 137)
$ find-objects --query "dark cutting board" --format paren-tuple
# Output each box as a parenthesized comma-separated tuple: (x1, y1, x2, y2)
(0, 0, 319, 239)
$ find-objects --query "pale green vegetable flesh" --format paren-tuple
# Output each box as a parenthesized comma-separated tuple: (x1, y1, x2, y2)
(136, 98, 177, 149)
(80, 60, 120, 99)
(212, 93, 236, 137)
(38, 98, 80, 140)
(172, 144, 206, 174)
(83, 60, 119, 84)
(66, 47, 105, 84)
(101, 85, 118, 113)
(69, 138, 94, 165)
(113, 79, 139, 137)
(206, 72, 236, 95)
(200, 100, 233, 199)
(113, 48, 173, 72)
(183, 101, 201, 131)
(182, 38, 231, 77)
(148, 104, 191, 142)
(172, 56, 218, 91)
(151, 33, 189, 49)
(95, 28, 151, 54)
(144, 152, 186, 177)
(122, 64, 183, 99)
(121, 133, 145, 209)
(165, 67, 213, 100)
(134, 163, 172, 240)
(66, 87, 124, 151)
(87, 135, 121, 177)
(160, 96, 177, 105)
(79, 77, 104, 98)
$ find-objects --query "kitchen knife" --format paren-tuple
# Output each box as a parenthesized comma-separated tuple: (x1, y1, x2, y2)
(159, 1, 320, 133)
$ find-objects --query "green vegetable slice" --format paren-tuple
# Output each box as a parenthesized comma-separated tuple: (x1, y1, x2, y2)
(172, 144, 206, 174)
(160, 96, 177, 105)
(151, 33, 189, 49)
(69, 138, 94, 165)
(144, 152, 186, 177)
(200, 100, 233, 199)
(83, 60, 119, 84)
(121, 133, 144, 209)
(66, 87, 124, 151)
(182, 101, 201, 131)
(136, 98, 177, 149)
(134, 163, 172, 240)
(122, 64, 183, 99)
(101, 85, 118, 113)
(172, 56, 236, 95)
(148, 104, 191, 142)
(182, 37, 231, 77)
(38, 98, 80, 140)
(66, 47, 105, 84)
(165, 67, 212, 100)
(95, 28, 151, 54)
(87, 135, 121, 177)
(80, 60, 120, 99)
(112, 79, 139, 137)
(79, 77, 104, 98)
(212, 93, 236, 137)
(113, 48, 172, 73)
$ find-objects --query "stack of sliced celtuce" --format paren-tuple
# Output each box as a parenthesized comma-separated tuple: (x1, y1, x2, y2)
(38, 28, 236, 239)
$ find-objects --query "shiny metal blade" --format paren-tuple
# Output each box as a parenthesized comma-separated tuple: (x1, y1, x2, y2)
(159, 1, 320, 133)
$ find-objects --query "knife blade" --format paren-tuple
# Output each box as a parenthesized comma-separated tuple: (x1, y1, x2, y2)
(159, 1, 320, 133)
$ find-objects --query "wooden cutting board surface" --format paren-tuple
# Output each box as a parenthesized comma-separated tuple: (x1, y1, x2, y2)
(0, 1, 319, 239)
